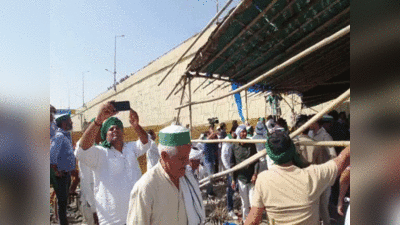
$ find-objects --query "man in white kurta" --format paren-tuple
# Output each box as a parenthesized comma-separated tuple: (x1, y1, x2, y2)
(146, 130, 160, 171)
(76, 102, 151, 225)
(127, 125, 205, 225)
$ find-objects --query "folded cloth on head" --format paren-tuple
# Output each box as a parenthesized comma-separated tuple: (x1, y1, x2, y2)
(235, 125, 247, 139)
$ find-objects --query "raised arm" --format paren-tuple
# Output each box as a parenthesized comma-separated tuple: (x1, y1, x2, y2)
(338, 166, 350, 216)
(333, 146, 350, 177)
(79, 102, 117, 150)
(129, 109, 148, 145)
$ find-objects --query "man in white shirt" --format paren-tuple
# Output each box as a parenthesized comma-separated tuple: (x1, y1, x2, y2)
(127, 124, 205, 225)
(221, 130, 238, 220)
(75, 101, 151, 225)
(265, 115, 275, 134)
(146, 129, 160, 172)
(309, 115, 337, 225)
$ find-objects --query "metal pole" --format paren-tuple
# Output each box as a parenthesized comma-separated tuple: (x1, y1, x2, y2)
(113, 35, 125, 91)
(114, 35, 117, 91)
(82, 71, 89, 107)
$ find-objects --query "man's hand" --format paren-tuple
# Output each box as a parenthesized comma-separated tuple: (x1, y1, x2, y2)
(251, 174, 258, 184)
(337, 201, 345, 216)
(96, 101, 118, 123)
(129, 109, 139, 127)
(231, 180, 236, 190)
(51, 165, 61, 177)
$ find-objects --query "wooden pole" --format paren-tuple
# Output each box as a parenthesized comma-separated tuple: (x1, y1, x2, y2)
(157, 0, 236, 86)
(176, 78, 187, 123)
(188, 77, 193, 136)
(289, 88, 350, 138)
(175, 25, 350, 110)
(245, 89, 249, 120)
(166, 76, 184, 100)
(193, 79, 208, 93)
(191, 139, 350, 146)
(197, 88, 350, 186)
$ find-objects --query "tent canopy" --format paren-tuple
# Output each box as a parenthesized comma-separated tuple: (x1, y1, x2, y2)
(186, 0, 350, 107)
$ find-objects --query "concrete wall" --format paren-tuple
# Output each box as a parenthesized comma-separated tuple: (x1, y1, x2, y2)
(71, 25, 349, 133)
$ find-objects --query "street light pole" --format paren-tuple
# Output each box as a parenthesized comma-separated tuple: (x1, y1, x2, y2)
(114, 34, 125, 91)
(82, 71, 89, 107)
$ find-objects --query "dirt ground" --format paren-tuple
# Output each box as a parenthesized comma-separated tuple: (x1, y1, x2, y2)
(50, 178, 348, 225)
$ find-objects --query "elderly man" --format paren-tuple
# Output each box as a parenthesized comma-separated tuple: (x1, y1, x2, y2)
(244, 131, 350, 225)
(50, 113, 76, 225)
(231, 125, 259, 222)
(75, 101, 150, 225)
(127, 125, 205, 225)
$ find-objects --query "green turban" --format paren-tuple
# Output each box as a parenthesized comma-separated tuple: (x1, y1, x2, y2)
(265, 130, 306, 168)
(55, 113, 70, 126)
(100, 117, 124, 148)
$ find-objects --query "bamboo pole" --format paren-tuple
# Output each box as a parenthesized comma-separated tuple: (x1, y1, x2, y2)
(193, 79, 208, 93)
(175, 25, 350, 110)
(192, 139, 350, 146)
(188, 77, 193, 135)
(176, 78, 187, 123)
(207, 81, 227, 96)
(198, 88, 350, 186)
(290, 89, 350, 138)
(202, 79, 217, 90)
(166, 76, 184, 100)
(157, 0, 236, 86)
(245, 89, 249, 120)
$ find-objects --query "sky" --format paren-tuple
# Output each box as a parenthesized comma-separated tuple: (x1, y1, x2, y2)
(47, 0, 241, 110)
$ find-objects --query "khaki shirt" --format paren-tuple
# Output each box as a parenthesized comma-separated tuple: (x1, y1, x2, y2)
(252, 160, 338, 224)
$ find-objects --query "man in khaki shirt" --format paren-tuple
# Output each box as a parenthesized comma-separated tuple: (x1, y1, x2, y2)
(244, 131, 350, 225)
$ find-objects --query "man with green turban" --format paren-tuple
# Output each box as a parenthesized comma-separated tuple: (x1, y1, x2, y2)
(76, 101, 151, 225)
(244, 130, 351, 225)
(127, 124, 205, 225)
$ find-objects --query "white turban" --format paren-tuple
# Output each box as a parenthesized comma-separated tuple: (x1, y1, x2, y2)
(255, 121, 267, 135)
(235, 125, 247, 139)
(189, 147, 203, 160)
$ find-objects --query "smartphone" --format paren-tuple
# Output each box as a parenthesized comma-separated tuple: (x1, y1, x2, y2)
(111, 101, 131, 111)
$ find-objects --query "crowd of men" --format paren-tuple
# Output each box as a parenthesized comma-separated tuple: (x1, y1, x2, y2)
(50, 101, 350, 225)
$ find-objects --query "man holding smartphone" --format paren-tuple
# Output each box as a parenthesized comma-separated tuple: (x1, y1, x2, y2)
(75, 101, 151, 225)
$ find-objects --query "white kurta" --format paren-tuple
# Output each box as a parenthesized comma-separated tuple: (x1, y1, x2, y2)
(146, 139, 160, 171)
(75, 139, 151, 225)
(127, 163, 188, 225)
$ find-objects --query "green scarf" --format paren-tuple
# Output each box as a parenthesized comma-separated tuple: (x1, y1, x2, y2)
(100, 117, 124, 149)
(265, 133, 306, 168)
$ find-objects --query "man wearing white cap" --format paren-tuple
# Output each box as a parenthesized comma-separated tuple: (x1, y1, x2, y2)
(76, 101, 151, 225)
(127, 125, 205, 225)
